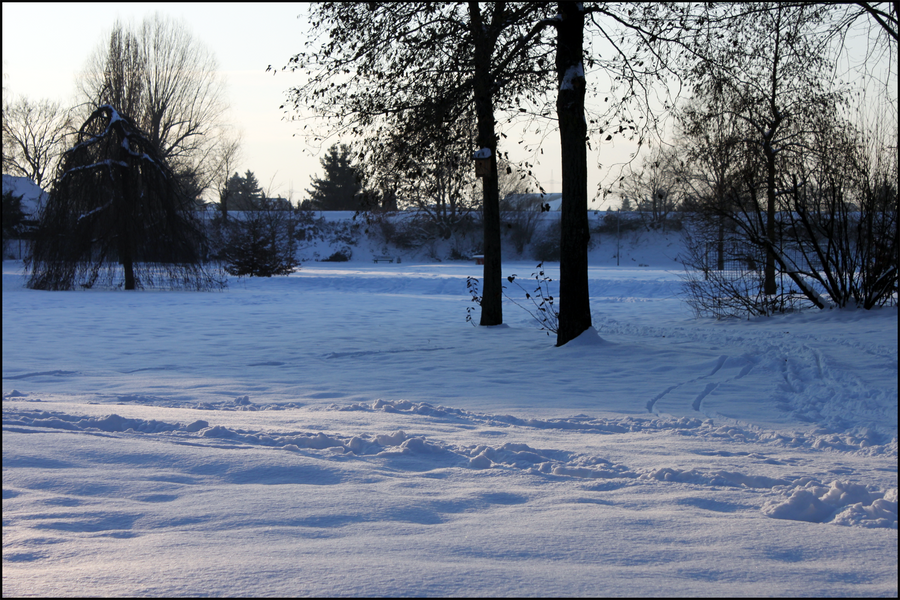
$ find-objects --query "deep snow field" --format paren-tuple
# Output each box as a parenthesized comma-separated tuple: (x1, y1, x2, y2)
(2, 230, 897, 597)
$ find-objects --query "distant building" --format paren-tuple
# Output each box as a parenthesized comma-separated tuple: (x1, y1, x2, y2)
(2, 174, 47, 218)
(2, 175, 46, 259)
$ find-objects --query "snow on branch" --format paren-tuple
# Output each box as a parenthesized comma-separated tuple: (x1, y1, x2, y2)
(76, 200, 114, 222)
(59, 159, 130, 180)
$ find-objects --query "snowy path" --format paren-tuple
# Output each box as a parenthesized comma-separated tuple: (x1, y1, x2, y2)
(3, 261, 897, 596)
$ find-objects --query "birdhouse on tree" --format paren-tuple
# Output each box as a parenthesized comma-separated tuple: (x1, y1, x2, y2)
(473, 147, 492, 177)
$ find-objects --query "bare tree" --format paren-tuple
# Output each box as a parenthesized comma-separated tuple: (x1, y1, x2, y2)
(539, 3, 690, 345)
(210, 133, 243, 219)
(676, 87, 746, 271)
(678, 21, 897, 314)
(851, 1, 898, 40)
(281, 2, 689, 344)
(277, 2, 557, 327)
(615, 145, 685, 230)
(2, 95, 74, 187)
(682, 3, 846, 296)
(77, 13, 231, 201)
(497, 160, 542, 256)
(681, 106, 897, 315)
(778, 112, 898, 309)
(830, 3, 897, 95)
(360, 115, 480, 241)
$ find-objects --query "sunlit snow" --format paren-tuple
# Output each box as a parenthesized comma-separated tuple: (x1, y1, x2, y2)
(2, 230, 897, 596)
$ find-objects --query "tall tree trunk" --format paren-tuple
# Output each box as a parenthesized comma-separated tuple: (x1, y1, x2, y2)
(555, 2, 591, 346)
(469, 2, 502, 326)
(121, 248, 136, 290)
(764, 149, 777, 296)
(763, 8, 783, 297)
(117, 136, 137, 290)
(117, 183, 136, 289)
(716, 176, 726, 271)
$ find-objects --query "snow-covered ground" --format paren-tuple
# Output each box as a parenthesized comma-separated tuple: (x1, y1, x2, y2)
(3, 236, 897, 596)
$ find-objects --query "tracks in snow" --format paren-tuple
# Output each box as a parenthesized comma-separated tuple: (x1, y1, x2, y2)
(3, 398, 896, 528)
(594, 313, 897, 434)
(644, 353, 755, 415)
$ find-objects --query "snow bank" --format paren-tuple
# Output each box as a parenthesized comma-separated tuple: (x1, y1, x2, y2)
(4, 409, 191, 434)
(8, 401, 896, 531)
(764, 481, 898, 528)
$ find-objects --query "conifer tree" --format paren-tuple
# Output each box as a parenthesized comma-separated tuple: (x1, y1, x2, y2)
(2, 190, 28, 258)
(305, 144, 363, 211)
(223, 170, 264, 211)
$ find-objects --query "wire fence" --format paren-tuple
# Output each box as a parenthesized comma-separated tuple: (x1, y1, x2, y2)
(686, 238, 822, 317)
(701, 239, 821, 279)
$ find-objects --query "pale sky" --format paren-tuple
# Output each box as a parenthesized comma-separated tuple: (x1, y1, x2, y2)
(6, 4, 888, 210)
(2, 2, 319, 203)
(2, 2, 632, 208)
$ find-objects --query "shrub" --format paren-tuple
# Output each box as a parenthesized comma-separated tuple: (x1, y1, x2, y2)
(322, 249, 351, 262)
(222, 207, 300, 277)
(597, 211, 644, 234)
(2, 190, 26, 240)
(501, 205, 541, 256)
(503, 263, 559, 335)
(530, 219, 561, 262)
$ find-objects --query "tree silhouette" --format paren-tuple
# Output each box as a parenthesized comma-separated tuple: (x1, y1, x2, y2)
(221, 197, 300, 278)
(26, 104, 223, 291)
(280, 3, 556, 325)
(223, 170, 264, 212)
(1, 95, 73, 188)
(77, 14, 232, 201)
(305, 144, 363, 211)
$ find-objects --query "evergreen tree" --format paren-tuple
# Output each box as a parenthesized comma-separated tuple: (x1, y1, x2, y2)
(305, 144, 362, 211)
(2, 190, 26, 239)
(221, 198, 299, 277)
(238, 170, 264, 207)
(223, 170, 264, 211)
(3, 190, 28, 258)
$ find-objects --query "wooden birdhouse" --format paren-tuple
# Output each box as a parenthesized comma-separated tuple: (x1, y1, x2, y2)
(473, 147, 492, 177)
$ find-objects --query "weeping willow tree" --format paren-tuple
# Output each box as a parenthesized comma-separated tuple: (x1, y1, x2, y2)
(26, 104, 223, 291)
